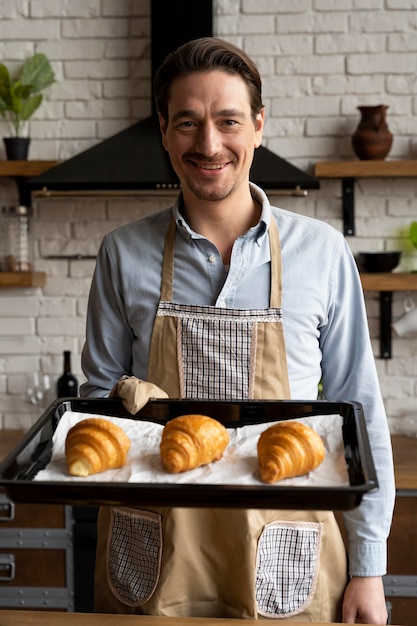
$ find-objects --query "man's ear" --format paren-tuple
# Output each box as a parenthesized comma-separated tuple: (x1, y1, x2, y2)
(254, 108, 265, 149)
(159, 113, 168, 151)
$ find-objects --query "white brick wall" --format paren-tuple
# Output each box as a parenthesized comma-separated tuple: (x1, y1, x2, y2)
(0, 0, 416, 430)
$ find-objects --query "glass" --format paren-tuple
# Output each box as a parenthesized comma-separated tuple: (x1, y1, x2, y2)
(0, 205, 33, 271)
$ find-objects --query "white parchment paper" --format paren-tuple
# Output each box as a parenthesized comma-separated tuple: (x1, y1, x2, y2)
(34, 411, 349, 487)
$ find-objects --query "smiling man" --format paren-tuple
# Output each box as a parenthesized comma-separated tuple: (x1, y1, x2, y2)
(81, 37, 394, 624)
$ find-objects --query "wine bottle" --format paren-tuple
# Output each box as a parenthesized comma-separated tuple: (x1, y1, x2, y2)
(57, 350, 79, 397)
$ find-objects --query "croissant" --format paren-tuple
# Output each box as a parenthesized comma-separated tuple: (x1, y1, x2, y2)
(65, 417, 131, 477)
(257, 421, 325, 484)
(160, 414, 229, 473)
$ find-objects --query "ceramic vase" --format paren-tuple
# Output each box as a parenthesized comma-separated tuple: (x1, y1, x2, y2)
(351, 105, 393, 160)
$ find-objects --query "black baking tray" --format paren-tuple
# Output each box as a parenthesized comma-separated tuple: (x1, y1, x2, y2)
(0, 398, 378, 510)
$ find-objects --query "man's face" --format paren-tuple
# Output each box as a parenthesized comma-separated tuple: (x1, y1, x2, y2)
(159, 70, 264, 203)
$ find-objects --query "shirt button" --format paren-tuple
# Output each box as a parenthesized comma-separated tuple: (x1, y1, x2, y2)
(208, 255, 216, 263)
(219, 301, 226, 308)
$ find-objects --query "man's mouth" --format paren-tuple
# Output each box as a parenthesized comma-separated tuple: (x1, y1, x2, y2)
(197, 163, 225, 170)
(184, 154, 233, 174)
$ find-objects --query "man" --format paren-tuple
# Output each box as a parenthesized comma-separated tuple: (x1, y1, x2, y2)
(81, 37, 395, 623)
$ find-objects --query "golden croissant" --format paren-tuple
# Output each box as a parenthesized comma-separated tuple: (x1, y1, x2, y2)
(65, 417, 131, 477)
(160, 414, 229, 473)
(257, 421, 325, 484)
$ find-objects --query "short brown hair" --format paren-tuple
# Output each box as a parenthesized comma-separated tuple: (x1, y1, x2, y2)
(154, 37, 263, 124)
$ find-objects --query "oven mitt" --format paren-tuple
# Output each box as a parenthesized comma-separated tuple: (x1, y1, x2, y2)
(109, 375, 169, 414)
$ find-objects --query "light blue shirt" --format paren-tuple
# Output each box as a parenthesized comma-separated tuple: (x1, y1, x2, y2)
(81, 183, 395, 577)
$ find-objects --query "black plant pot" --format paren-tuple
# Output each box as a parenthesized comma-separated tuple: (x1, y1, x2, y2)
(3, 137, 31, 160)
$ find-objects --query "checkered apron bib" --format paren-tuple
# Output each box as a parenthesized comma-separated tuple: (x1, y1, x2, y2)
(94, 216, 348, 620)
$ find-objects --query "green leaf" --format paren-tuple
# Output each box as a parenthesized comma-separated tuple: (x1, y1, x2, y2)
(0, 64, 12, 104)
(20, 94, 42, 121)
(0, 94, 8, 114)
(9, 84, 23, 115)
(20, 53, 55, 93)
(410, 222, 417, 249)
(13, 82, 33, 100)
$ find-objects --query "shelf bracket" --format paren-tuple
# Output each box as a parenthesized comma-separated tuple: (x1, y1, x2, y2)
(379, 291, 393, 359)
(15, 176, 32, 207)
(342, 178, 355, 236)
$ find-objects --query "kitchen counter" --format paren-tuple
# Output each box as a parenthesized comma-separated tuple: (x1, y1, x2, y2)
(390, 434, 417, 492)
(0, 430, 25, 462)
(0, 609, 403, 625)
(384, 437, 417, 626)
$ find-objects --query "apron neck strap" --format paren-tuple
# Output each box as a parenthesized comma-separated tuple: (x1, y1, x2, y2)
(268, 216, 283, 309)
(160, 217, 177, 302)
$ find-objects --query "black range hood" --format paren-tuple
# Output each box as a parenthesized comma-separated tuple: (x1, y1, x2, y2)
(27, 1, 319, 194)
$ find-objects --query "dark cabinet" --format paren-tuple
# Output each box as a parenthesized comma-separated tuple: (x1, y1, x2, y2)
(0, 492, 74, 611)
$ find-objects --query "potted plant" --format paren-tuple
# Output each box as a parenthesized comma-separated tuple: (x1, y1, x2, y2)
(0, 53, 55, 160)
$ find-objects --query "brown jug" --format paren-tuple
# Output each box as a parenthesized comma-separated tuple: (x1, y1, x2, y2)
(351, 105, 393, 160)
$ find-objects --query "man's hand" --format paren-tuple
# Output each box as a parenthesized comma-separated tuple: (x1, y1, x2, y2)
(342, 575, 388, 624)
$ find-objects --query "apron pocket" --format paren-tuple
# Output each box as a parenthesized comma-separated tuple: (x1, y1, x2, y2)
(106, 507, 162, 607)
(256, 520, 322, 618)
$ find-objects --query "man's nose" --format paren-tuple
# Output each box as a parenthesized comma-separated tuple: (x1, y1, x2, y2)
(195, 123, 222, 156)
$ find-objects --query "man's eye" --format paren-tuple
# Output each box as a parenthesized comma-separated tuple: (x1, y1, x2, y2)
(223, 119, 237, 126)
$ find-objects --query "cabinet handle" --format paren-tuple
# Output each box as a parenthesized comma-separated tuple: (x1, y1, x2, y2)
(0, 498, 15, 522)
(0, 554, 16, 581)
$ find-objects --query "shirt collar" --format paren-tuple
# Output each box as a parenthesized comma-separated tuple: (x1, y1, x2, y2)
(173, 183, 270, 245)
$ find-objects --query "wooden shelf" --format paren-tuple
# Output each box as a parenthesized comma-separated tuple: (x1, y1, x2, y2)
(360, 272, 417, 359)
(314, 159, 417, 236)
(360, 272, 417, 292)
(0, 160, 59, 205)
(0, 160, 59, 177)
(314, 159, 417, 179)
(0, 272, 46, 288)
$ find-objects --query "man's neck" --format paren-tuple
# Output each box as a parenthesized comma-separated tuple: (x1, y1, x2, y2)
(181, 189, 261, 265)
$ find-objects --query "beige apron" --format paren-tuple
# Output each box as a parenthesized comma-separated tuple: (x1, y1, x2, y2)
(95, 217, 348, 620)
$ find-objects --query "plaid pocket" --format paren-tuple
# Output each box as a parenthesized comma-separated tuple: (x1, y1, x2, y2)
(256, 521, 322, 618)
(107, 507, 162, 607)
